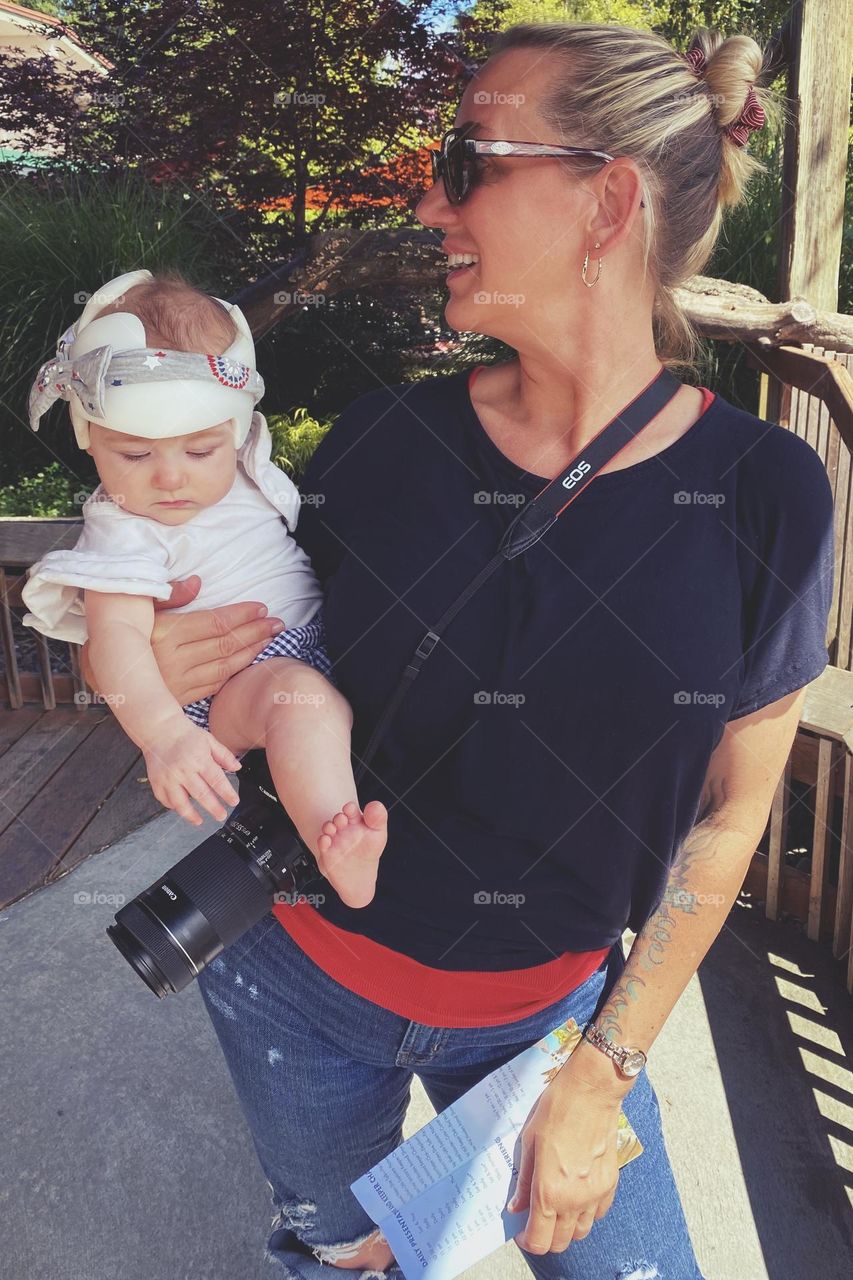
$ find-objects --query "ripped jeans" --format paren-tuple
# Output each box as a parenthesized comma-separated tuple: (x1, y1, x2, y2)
(196, 913, 706, 1280)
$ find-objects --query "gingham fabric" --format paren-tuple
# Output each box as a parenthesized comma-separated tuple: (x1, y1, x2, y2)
(183, 606, 334, 732)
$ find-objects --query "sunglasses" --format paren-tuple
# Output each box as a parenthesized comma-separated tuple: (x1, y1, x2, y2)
(429, 126, 645, 208)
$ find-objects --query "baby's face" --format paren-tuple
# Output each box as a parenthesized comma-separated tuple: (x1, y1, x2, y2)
(85, 421, 238, 525)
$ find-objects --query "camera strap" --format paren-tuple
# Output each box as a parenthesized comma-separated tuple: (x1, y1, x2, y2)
(352, 364, 682, 786)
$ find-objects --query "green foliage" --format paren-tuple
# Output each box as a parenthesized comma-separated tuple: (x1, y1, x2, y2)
(464, 0, 668, 32)
(267, 408, 332, 482)
(0, 461, 85, 517)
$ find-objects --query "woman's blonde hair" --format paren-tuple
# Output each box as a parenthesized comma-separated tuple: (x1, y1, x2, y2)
(488, 22, 782, 372)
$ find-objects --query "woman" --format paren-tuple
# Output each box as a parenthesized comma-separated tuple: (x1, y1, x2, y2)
(85, 22, 835, 1279)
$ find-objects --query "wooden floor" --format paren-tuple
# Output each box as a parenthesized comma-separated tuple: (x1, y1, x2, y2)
(0, 705, 162, 909)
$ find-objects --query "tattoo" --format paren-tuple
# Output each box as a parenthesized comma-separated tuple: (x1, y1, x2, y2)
(596, 974, 648, 1043)
(594, 818, 726, 1043)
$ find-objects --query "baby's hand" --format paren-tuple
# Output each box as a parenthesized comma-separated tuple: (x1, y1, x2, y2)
(143, 722, 242, 826)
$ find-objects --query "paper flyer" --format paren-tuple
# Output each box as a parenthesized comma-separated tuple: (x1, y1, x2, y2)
(351, 1017, 643, 1280)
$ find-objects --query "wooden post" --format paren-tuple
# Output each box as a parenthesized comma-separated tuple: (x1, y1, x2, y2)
(764, 0, 853, 425)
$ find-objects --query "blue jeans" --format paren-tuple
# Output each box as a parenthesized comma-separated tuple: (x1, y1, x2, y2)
(196, 914, 705, 1280)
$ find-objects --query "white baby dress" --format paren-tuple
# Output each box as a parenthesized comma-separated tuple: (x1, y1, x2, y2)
(22, 413, 324, 645)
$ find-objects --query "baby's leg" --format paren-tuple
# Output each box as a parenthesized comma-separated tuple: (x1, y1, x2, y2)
(207, 658, 387, 908)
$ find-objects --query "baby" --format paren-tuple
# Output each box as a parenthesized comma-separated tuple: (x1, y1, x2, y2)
(23, 268, 387, 909)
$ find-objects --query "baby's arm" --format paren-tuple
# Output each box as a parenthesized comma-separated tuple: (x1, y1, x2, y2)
(83, 589, 242, 825)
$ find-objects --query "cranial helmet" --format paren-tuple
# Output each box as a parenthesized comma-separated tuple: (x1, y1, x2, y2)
(29, 269, 265, 450)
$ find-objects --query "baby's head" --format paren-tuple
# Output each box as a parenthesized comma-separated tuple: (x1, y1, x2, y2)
(84, 271, 239, 526)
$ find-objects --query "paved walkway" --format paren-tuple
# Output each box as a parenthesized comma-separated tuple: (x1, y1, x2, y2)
(2, 811, 851, 1280)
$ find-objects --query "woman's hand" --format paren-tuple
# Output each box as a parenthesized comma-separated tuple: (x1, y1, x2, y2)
(80, 578, 285, 704)
(148, 575, 285, 705)
(508, 1058, 628, 1255)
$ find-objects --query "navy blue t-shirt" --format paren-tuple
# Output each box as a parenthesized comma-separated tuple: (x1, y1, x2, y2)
(290, 369, 835, 969)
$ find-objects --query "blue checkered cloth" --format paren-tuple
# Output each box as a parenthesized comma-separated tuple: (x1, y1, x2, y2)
(182, 605, 334, 733)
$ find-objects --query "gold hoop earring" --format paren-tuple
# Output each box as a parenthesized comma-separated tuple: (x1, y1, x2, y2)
(582, 241, 602, 288)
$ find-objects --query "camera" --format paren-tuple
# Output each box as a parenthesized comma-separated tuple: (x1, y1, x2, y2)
(106, 750, 323, 998)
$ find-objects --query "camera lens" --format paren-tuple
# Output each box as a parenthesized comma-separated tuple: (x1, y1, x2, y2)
(106, 751, 320, 997)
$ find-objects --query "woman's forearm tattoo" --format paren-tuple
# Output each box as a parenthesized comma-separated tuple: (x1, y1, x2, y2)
(594, 818, 727, 1043)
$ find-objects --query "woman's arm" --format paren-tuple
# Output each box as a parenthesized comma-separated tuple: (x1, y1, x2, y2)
(569, 684, 807, 1092)
(511, 685, 807, 1256)
(79, 575, 284, 704)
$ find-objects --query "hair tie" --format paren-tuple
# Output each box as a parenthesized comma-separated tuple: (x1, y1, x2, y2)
(681, 46, 766, 148)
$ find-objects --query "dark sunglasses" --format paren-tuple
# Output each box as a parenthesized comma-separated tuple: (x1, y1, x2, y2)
(429, 126, 645, 208)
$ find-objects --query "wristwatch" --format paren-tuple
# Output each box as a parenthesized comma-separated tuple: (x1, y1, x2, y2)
(581, 1021, 647, 1078)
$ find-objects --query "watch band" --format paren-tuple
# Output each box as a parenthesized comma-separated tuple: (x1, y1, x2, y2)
(581, 1021, 647, 1078)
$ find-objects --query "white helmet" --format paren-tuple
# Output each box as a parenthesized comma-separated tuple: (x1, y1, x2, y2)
(29, 269, 264, 450)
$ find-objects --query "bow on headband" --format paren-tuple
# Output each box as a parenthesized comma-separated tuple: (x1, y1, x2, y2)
(682, 45, 766, 147)
(29, 344, 265, 434)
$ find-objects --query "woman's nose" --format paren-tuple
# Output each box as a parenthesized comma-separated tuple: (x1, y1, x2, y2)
(415, 177, 452, 229)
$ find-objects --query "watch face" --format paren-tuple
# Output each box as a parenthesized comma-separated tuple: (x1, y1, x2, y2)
(622, 1051, 646, 1077)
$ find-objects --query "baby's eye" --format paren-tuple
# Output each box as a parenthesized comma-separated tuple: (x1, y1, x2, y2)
(188, 450, 214, 458)
(121, 453, 148, 462)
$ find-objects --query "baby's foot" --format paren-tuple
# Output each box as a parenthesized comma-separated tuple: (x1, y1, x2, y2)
(317, 800, 388, 908)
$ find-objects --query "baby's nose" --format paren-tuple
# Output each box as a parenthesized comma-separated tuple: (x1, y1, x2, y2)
(154, 463, 187, 489)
